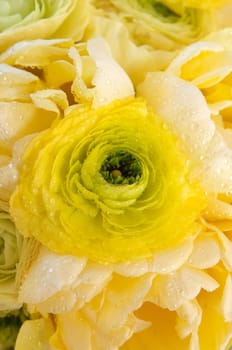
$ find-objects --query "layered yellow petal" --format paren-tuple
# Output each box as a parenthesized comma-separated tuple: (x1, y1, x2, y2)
(10, 98, 205, 263)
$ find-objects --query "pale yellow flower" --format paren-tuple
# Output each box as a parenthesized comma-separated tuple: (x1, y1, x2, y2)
(0, 0, 90, 52)
(83, 0, 232, 85)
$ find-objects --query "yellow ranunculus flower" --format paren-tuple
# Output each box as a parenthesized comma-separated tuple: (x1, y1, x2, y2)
(10, 97, 204, 263)
(0, 0, 90, 52)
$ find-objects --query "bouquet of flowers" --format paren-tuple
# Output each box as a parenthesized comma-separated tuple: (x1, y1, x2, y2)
(1, 1, 232, 349)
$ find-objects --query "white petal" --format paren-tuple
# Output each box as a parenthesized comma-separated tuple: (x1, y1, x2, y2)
(30, 89, 69, 115)
(138, 71, 232, 195)
(188, 235, 220, 269)
(96, 274, 154, 330)
(0, 39, 70, 65)
(19, 246, 86, 303)
(115, 260, 150, 277)
(0, 63, 39, 84)
(137, 71, 214, 160)
(150, 237, 194, 274)
(147, 267, 218, 311)
(176, 300, 202, 339)
(87, 37, 134, 107)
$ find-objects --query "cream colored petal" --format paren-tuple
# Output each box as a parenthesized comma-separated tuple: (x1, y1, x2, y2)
(33, 289, 78, 314)
(68, 46, 93, 104)
(43, 60, 76, 88)
(96, 274, 154, 331)
(73, 262, 113, 296)
(137, 71, 214, 160)
(73, 262, 113, 287)
(204, 196, 232, 220)
(29, 261, 113, 314)
(60, 262, 113, 311)
(150, 237, 194, 274)
(167, 41, 223, 76)
(0, 134, 35, 209)
(87, 37, 134, 108)
(0, 101, 57, 153)
(0, 38, 71, 67)
(176, 300, 202, 339)
(30, 89, 69, 115)
(53, 310, 92, 350)
(205, 28, 232, 51)
(85, 14, 175, 85)
(52, 307, 148, 350)
(0, 160, 18, 203)
(147, 267, 218, 311)
(188, 235, 221, 268)
(19, 246, 87, 304)
(92, 312, 149, 349)
(192, 66, 232, 89)
(115, 260, 150, 277)
(138, 71, 232, 195)
(0, 63, 39, 84)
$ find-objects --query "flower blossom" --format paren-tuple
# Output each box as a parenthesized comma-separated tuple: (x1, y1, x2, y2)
(0, 0, 90, 52)
(1, 32, 232, 350)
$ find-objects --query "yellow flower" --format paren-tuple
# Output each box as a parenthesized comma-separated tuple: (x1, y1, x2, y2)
(10, 97, 204, 263)
(0, 0, 90, 52)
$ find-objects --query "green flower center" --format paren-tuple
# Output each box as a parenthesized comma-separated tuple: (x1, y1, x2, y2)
(100, 151, 142, 185)
(152, 2, 179, 18)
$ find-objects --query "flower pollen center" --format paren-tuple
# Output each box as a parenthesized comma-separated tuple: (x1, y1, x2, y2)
(100, 150, 142, 185)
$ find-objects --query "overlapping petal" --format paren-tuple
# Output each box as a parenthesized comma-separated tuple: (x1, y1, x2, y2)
(13, 212, 232, 349)
(0, 3, 231, 349)
(0, 0, 90, 52)
(89, 0, 231, 52)
(10, 97, 204, 263)
(0, 37, 133, 211)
